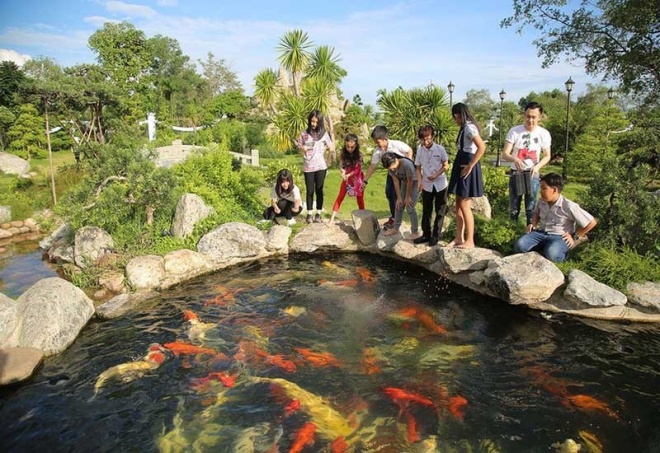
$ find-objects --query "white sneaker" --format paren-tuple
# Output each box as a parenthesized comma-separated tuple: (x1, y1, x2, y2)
(287, 218, 296, 226)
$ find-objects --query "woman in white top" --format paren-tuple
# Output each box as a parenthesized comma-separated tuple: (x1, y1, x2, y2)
(263, 169, 302, 226)
(447, 103, 486, 249)
(296, 110, 334, 223)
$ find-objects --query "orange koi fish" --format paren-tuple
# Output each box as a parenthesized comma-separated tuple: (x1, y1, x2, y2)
(336, 279, 359, 287)
(267, 354, 298, 373)
(356, 267, 375, 283)
(330, 436, 349, 453)
(182, 309, 199, 321)
(382, 386, 435, 411)
(448, 395, 468, 421)
(289, 422, 316, 453)
(295, 347, 342, 368)
(398, 306, 447, 335)
(207, 371, 237, 388)
(164, 340, 218, 357)
(284, 399, 301, 417)
(404, 410, 420, 443)
(562, 394, 619, 420)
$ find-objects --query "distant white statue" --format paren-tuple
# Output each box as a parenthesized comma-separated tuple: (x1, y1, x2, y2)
(485, 119, 498, 138)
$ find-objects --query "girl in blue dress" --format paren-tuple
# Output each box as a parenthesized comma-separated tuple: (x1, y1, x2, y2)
(447, 103, 486, 248)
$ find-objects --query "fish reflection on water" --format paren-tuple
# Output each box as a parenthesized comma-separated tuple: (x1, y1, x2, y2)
(2, 253, 660, 452)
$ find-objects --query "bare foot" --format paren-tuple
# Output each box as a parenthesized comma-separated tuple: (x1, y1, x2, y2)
(408, 232, 421, 240)
(383, 228, 399, 236)
(447, 239, 463, 248)
(455, 241, 475, 249)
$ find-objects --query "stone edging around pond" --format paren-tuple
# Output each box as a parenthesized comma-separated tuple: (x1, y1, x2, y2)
(1, 210, 659, 385)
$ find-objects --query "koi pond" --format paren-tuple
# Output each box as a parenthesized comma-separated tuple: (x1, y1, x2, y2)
(1, 252, 659, 452)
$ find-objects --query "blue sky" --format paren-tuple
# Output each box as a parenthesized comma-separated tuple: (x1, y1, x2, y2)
(0, 0, 603, 107)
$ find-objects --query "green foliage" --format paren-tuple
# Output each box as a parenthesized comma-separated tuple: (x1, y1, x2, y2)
(376, 85, 456, 149)
(172, 144, 263, 221)
(502, 0, 660, 102)
(474, 216, 521, 253)
(481, 165, 510, 217)
(581, 157, 660, 255)
(7, 103, 44, 158)
(57, 143, 179, 241)
(560, 244, 660, 292)
(264, 160, 303, 187)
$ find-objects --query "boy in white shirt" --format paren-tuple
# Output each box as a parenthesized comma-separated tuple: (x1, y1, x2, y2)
(414, 125, 449, 246)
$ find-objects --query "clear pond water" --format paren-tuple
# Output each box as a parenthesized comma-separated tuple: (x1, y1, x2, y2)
(1, 252, 659, 452)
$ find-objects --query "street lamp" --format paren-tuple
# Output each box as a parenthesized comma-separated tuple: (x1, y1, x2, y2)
(562, 76, 575, 180)
(607, 87, 615, 100)
(497, 89, 506, 167)
(447, 81, 455, 108)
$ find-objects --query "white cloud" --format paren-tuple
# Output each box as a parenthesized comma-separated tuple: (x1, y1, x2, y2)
(0, 48, 31, 66)
(83, 16, 121, 28)
(104, 1, 158, 18)
(157, 0, 178, 6)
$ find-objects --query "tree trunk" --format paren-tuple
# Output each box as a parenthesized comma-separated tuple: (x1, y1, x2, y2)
(44, 99, 57, 206)
(325, 113, 337, 166)
(146, 205, 155, 226)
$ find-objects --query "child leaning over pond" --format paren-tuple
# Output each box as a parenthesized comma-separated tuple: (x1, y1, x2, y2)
(380, 152, 420, 239)
(328, 134, 365, 224)
(263, 169, 302, 226)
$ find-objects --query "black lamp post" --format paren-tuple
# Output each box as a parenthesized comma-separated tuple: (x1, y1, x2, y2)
(447, 81, 455, 109)
(497, 89, 506, 167)
(562, 76, 575, 180)
(607, 87, 615, 100)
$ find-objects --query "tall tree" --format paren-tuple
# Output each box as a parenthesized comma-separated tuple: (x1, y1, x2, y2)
(277, 29, 312, 97)
(199, 52, 242, 95)
(0, 61, 27, 107)
(501, 0, 660, 101)
(377, 84, 455, 149)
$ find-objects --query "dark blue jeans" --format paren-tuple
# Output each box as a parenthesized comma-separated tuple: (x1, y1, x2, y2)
(509, 173, 540, 225)
(385, 174, 396, 219)
(514, 230, 570, 262)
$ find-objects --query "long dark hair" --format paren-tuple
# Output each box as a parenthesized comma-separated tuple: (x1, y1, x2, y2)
(451, 103, 480, 132)
(341, 133, 361, 168)
(275, 169, 294, 197)
(306, 110, 326, 137)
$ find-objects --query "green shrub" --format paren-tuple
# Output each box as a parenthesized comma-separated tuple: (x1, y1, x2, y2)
(474, 215, 521, 253)
(481, 165, 510, 218)
(263, 160, 303, 188)
(560, 243, 660, 292)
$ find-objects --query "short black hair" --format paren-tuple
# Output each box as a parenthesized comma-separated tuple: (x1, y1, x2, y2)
(541, 172, 564, 191)
(371, 125, 389, 140)
(525, 101, 544, 115)
(380, 152, 398, 168)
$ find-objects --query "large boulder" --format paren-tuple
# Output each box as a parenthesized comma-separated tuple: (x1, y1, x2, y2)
(96, 289, 159, 320)
(126, 255, 166, 290)
(289, 222, 359, 253)
(627, 281, 660, 310)
(74, 226, 114, 268)
(564, 269, 627, 307)
(438, 247, 502, 274)
(0, 347, 44, 385)
(15, 277, 95, 356)
(264, 224, 291, 252)
(352, 210, 379, 246)
(0, 152, 30, 176)
(0, 293, 18, 347)
(161, 249, 212, 288)
(198, 222, 269, 264)
(484, 252, 565, 305)
(171, 193, 215, 238)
